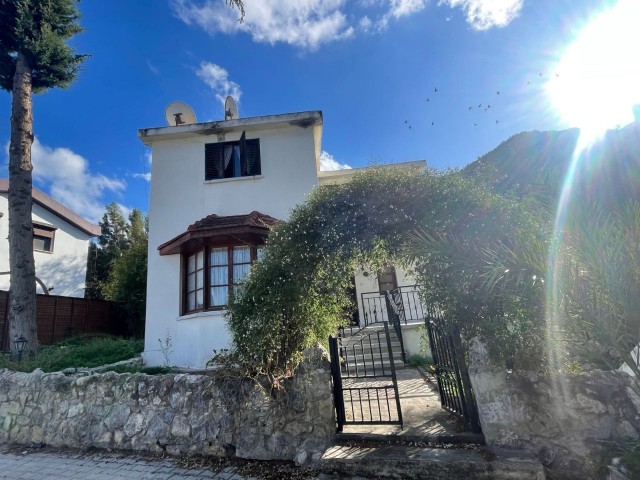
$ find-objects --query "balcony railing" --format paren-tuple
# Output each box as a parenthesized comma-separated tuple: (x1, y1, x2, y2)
(360, 285, 425, 327)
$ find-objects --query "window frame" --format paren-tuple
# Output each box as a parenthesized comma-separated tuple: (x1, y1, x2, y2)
(182, 242, 261, 315)
(33, 223, 56, 254)
(204, 131, 261, 181)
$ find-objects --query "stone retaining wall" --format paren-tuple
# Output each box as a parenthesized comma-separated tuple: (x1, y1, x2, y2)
(0, 346, 334, 465)
(468, 338, 640, 479)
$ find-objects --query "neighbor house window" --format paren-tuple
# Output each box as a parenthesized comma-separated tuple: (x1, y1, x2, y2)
(33, 224, 56, 253)
(205, 131, 261, 180)
(184, 244, 261, 314)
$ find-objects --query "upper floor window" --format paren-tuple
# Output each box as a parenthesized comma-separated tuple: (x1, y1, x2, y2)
(205, 131, 261, 180)
(33, 223, 56, 253)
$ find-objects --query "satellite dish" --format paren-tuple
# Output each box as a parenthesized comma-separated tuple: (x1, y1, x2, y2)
(224, 96, 239, 121)
(165, 101, 196, 126)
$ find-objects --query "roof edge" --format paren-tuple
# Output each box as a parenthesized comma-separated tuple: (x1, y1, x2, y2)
(0, 179, 101, 237)
(138, 110, 323, 146)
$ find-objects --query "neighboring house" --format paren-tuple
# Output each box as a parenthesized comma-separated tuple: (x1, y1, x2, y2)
(139, 109, 426, 368)
(0, 180, 101, 297)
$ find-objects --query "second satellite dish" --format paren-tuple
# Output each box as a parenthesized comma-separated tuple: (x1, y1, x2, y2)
(225, 96, 239, 121)
(165, 102, 196, 126)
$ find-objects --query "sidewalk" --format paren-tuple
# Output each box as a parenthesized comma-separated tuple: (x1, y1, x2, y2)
(0, 444, 322, 480)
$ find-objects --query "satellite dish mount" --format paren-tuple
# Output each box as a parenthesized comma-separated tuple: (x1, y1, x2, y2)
(165, 102, 197, 126)
(225, 96, 239, 121)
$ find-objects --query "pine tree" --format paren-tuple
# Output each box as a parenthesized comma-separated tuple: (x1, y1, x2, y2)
(85, 202, 129, 299)
(103, 208, 148, 338)
(0, 0, 87, 354)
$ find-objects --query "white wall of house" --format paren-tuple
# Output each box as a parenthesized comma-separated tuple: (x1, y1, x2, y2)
(0, 194, 94, 297)
(141, 113, 322, 368)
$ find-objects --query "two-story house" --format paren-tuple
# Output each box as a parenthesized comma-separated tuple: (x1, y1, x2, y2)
(139, 109, 426, 368)
(0, 180, 101, 297)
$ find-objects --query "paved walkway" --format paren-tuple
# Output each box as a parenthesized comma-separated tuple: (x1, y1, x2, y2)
(341, 367, 463, 437)
(0, 446, 257, 480)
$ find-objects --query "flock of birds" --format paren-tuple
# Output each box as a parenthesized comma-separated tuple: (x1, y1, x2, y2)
(403, 71, 557, 131)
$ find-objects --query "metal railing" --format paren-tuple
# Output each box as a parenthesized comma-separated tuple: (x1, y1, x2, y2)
(360, 285, 425, 326)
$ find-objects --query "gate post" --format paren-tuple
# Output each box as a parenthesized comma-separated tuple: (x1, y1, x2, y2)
(328, 335, 346, 432)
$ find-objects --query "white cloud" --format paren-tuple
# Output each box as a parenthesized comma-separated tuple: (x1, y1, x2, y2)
(388, 0, 428, 18)
(146, 60, 160, 75)
(28, 138, 127, 222)
(133, 172, 152, 182)
(133, 150, 152, 182)
(171, 0, 354, 49)
(439, 0, 523, 30)
(319, 151, 352, 171)
(196, 61, 242, 105)
(172, 0, 520, 49)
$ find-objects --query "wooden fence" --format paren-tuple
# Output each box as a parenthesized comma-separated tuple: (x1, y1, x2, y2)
(0, 290, 127, 350)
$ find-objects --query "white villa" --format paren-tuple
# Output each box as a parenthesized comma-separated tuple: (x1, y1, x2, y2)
(0, 180, 101, 297)
(139, 109, 425, 368)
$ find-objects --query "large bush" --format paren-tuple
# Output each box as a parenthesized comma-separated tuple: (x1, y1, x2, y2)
(225, 165, 437, 378)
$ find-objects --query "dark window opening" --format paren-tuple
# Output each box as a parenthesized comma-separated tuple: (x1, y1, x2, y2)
(205, 131, 261, 180)
(377, 265, 398, 293)
(33, 224, 56, 253)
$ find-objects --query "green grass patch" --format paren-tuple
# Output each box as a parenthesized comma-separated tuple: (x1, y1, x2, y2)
(0, 336, 143, 373)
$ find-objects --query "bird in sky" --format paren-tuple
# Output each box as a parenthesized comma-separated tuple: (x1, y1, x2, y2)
(478, 103, 482, 108)
(432, 121, 436, 125)
(426, 98, 430, 102)
(468, 106, 473, 110)
(404, 120, 408, 123)
(487, 104, 491, 109)
(496, 120, 500, 124)
(474, 122, 477, 126)
(496, 90, 501, 95)
(434, 87, 439, 92)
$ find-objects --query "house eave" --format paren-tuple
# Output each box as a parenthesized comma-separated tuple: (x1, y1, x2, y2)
(158, 225, 271, 256)
(138, 111, 323, 146)
(0, 179, 101, 237)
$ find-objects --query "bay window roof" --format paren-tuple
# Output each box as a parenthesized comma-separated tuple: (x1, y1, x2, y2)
(158, 211, 279, 256)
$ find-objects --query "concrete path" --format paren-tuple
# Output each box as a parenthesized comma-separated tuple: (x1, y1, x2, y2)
(341, 367, 462, 437)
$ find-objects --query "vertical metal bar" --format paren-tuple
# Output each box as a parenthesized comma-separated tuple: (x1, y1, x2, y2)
(329, 336, 346, 432)
(377, 331, 385, 375)
(383, 321, 403, 428)
(368, 334, 376, 377)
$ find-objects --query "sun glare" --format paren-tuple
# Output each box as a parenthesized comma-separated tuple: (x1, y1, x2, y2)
(547, 0, 640, 142)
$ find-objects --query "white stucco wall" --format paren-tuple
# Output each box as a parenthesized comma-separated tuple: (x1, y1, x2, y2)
(143, 121, 321, 368)
(0, 194, 93, 297)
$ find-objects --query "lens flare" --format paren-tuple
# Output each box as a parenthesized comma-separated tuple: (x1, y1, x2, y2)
(547, 0, 640, 144)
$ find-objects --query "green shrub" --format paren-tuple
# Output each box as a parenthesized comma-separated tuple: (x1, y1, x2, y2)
(407, 354, 432, 368)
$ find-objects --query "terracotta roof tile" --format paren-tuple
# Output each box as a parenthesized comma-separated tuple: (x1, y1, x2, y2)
(188, 211, 280, 232)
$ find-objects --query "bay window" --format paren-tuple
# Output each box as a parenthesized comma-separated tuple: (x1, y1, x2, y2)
(184, 244, 260, 313)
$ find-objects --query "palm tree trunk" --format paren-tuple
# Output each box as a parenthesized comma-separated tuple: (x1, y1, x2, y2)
(8, 52, 38, 354)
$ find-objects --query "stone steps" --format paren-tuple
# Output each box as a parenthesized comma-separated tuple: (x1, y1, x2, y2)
(339, 325, 405, 371)
(320, 443, 546, 480)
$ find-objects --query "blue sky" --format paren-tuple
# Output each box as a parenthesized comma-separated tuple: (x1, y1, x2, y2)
(1, 0, 636, 223)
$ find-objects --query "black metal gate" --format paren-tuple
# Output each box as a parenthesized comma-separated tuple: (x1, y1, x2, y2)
(424, 306, 482, 433)
(329, 321, 403, 432)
